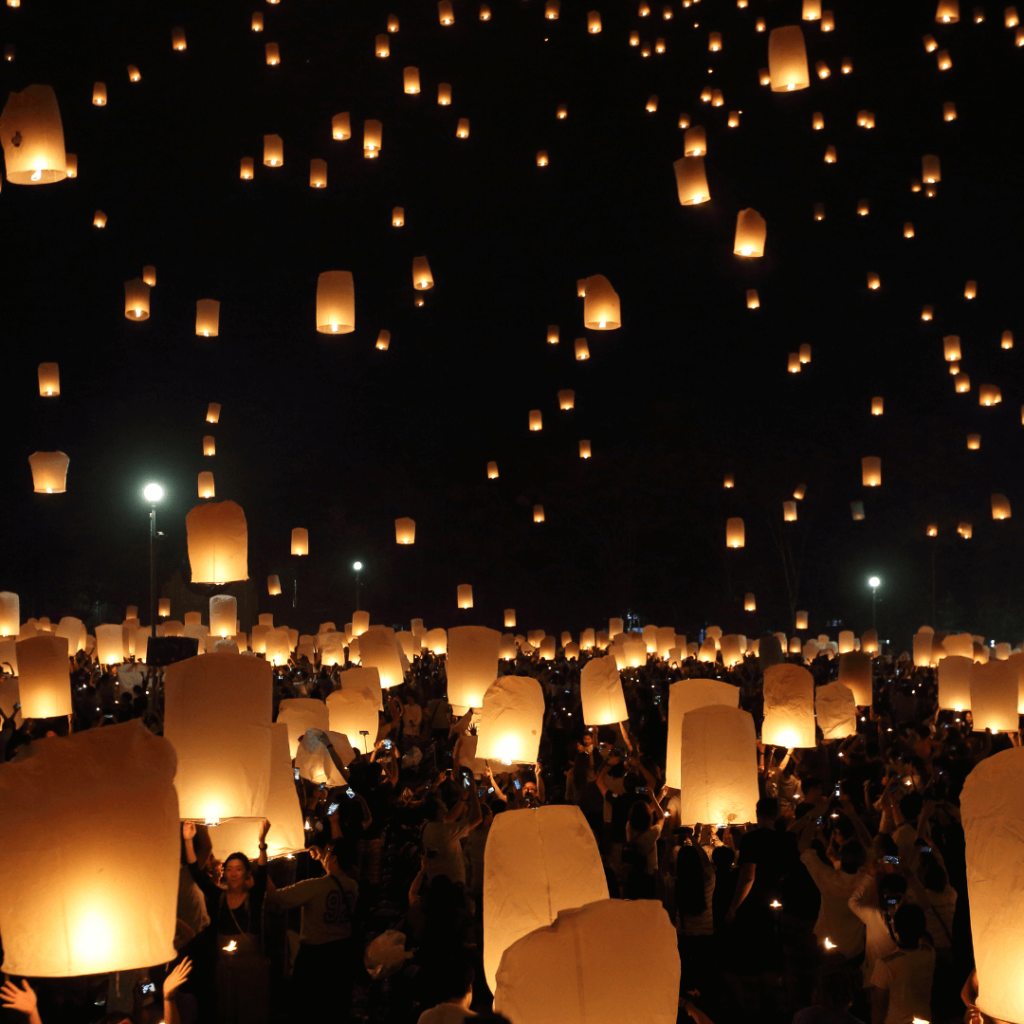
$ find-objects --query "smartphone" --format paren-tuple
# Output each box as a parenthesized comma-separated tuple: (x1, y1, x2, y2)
(921, 845, 932, 854)
(514, 779, 522, 791)
(884, 855, 899, 864)
(327, 802, 340, 815)
(141, 983, 156, 995)
(346, 787, 356, 800)
(294, 768, 301, 781)
(637, 786, 649, 794)
(318, 782, 326, 791)
(816, 816, 825, 826)
(834, 784, 841, 796)
(478, 788, 487, 799)
(384, 739, 392, 749)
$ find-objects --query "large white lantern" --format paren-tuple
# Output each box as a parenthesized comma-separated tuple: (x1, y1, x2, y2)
(186, 500, 249, 584)
(358, 626, 406, 689)
(209, 594, 237, 638)
(446, 625, 501, 709)
(938, 655, 973, 711)
(0, 721, 179, 977)
(15, 635, 71, 718)
(475, 675, 545, 764)
(277, 697, 329, 758)
(814, 682, 857, 739)
(970, 660, 1018, 732)
(666, 679, 739, 788)
(580, 655, 627, 725)
(837, 651, 873, 706)
(326, 667, 382, 749)
(483, 806, 607, 992)
(762, 664, 816, 747)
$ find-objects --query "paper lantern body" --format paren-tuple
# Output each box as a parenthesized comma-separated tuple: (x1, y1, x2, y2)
(939, 655, 973, 711)
(815, 682, 856, 740)
(483, 806, 608, 992)
(296, 729, 355, 785)
(197, 471, 215, 499)
(16, 634, 70, 718)
(447, 625, 501, 709)
(861, 456, 881, 486)
(319, 633, 347, 667)
(164, 653, 272, 821)
(187, 501, 248, 583)
(673, 155, 710, 205)
(412, 256, 433, 289)
(263, 134, 283, 166)
(487, 461, 499, 479)
(971, 661, 1018, 732)
(666, 679, 739, 788)
(837, 652, 872, 706)
(734, 208, 767, 256)
(264, 628, 291, 666)
(359, 626, 406, 689)
(457, 584, 474, 609)
(291, 527, 309, 556)
(504, 609, 516, 628)
(93, 623, 122, 665)
(583, 274, 621, 330)
(208, 595, 237, 638)
(38, 362, 60, 396)
(726, 517, 745, 548)
(195, 299, 220, 337)
(278, 697, 329, 758)
(203, 435, 216, 456)
(0, 721, 179, 977)
(316, 271, 355, 334)
(332, 112, 351, 139)
(580, 655, 627, 725)
(28, 451, 68, 493)
(768, 25, 810, 90)
(762, 664, 815, 747)
(0, 592, 18, 636)
(424, 627, 448, 655)
(962, 747, 1024, 1023)
(475, 675, 545, 764)
(395, 517, 416, 544)
(352, 611, 370, 636)
(206, 402, 221, 423)
(0, 84, 67, 184)
(55, 616, 86, 652)
(403, 66, 420, 93)
(494, 898, 679, 1024)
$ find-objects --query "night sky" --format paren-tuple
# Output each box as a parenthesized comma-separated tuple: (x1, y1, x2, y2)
(2, 0, 1022, 645)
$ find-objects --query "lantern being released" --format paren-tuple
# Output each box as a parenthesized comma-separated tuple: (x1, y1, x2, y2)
(412, 256, 434, 290)
(768, 26, 810, 91)
(815, 682, 857, 740)
(762, 664, 816, 747)
(673, 156, 710, 205)
(209, 594, 237, 638)
(962, 747, 1024, 1024)
(187, 500, 249, 584)
(263, 134, 283, 166)
(971, 661, 1019, 732)
(734, 209, 766, 256)
(665, 679, 740, 788)
(838, 652, 873, 706)
(316, 271, 355, 334)
(583, 275, 621, 330)
(28, 451, 68, 494)
(0, 721, 179, 978)
(447, 626, 500, 710)
(277, 697, 330, 758)
(326, 668, 381, 747)
(483, 806, 608, 993)
(291, 528, 309, 555)
(580, 655, 627, 725)
(0, 84, 68, 184)
(475, 675, 545, 764)
(15, 634, 71, 718)
(457, 584, 474, 610)
(726, 517, 745, 548)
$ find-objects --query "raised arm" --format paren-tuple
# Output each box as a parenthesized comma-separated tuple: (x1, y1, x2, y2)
(162, 958, 192, 1024)
(0, 980, 42, 1024)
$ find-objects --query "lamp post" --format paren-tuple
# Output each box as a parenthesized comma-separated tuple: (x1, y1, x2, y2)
(353, 561, 363, 611)
(143, 483, 164, 635)
(868, 576, 880, 634)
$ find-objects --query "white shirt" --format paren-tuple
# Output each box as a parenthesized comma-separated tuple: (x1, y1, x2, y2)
(417, 1004, 476, 1024)
(848, 875, 899, 987)
(799, 850, 868, 958)
(870, 945, 935, 1024)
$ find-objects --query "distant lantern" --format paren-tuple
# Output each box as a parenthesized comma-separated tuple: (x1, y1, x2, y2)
(457, 584, 474, 610)
(439, 0, 454, 24)
(123, 279, 151, 321)
(923, 155, 941, 184)
(583, 274, 621, 329)
(824, 145, 837, 163)
(240, 157, 254, 179)
(822, 10, 835, 29)
(812, 112, 824, 130)
(209, 595, 237, 639)
(364, 120, 383, 156)
(709, 31, 722, 51)
(92, 82, 107, 106)
(291, 527, 309, 556)
(726, 517, 745, 548)
(788, 353, 802, 373)
(783, 501, 798, 522)
(646, 95, 658, 112)
(841, 58, 853, 73)
(814, 203, 825, 221)
(816, 682, 857, 740)
(64, 153, 77, 177)
(195, 299, 220, 337)
(867, 272, 880, 290)
(127, 65, 141, 82)
(927, 524, 939, 537)
(700, 86, 712, 103)
(944, 101, 958, 121)
(759, 68, 771, 85)
(93, 210, 107, 228)
(263, 42, 280, 64)
(968, 434, 981, 450)
(315, 271, 355, 334)
(263, 134, 283, 166)
(757, 18, 766, 31)
(309, 159, 327, 188)
(533, 505, 545, 523)
(186, 501, 248, 584)
(871, 397, 884, 416)
(504, 610, 517, 629)
(438, 83, 452, 105)
(587, 11, 602, 32)
(546, 325, 560, 345)
(94, 624, 123, 666)
(861, 456, 881, 487)
(447, 625, 500, 709)
(816, 60, 831, 78)
(803, 0, 822, 17)
(536, 151, 548, 166)
(965, 280, 977, 299)
(956, 375, 972, 393)
(267, 574, 281, 596)
(197, 472, 215, 499)
(924, 33, 939, 50)
(1008, 5, 1021, 25)
(475, 675, 545, 764)
(768, 25, 810, 91)
(332, 112, 351, 139)
(1001, 330, 1013, 349)
(799, 344, 811, 363)
(403, 67, 420, 94)
(723, 474, 735, 489)
(141, 265, 156, 287)
(387, 12, 400, 31)
(158, 598, 171, 617)
(795, 610, 809, 630)
(252, 12, 263, 30)
(992, 494, 1012, 520)
(958, 521, 973, 539)
(904, 222, 915, 238)
(392, 207, 405, 226)
(979, 384, 1002, 406)
(922, 305, 935, 321)
(412, 256, 434, 290)
(762, 664, 815, 747)
(28, 452, 68, 494)
(857, 199, 869, 216)
(487, 461, 499, 479)
(734, 208, 766, 257)
(575, 337, 590, 360)
(793, 483, 807, 500)
(944, 335, 962, 361)
(479, 4, 491, 20)
(746, 289, 760, 309)
(728, 111, 740, 127)
(557, 103, 567, 118)
(558, 389, 575, 410)
(395, 517, 416, 544)
(528, 409, 543, 432)
(375, 33, 390, 56)
(456, 118, 470, 138)
(579, 440, 592, 459)
(172, 27, 187, 50)
(673, 156, 710, 205)
(546, 0, 560, 16)
(207, 402, 221, 423)
(744, 593, 756, 611)
(376, 330, 390, 351)
(936, 0, 960, 20)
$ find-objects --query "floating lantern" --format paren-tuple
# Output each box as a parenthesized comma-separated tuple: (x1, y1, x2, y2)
(375, 33, 390, 56)
(958, 522, 973, 538)
(375, 330, 390, 351)
(583, 275, 621, 329)
(971, 661, 1018, 731)
(403, 67, 420, 94)
(708, 31, 722, 51)
(209, 595, 237, 639)
(127, 65, 141, 82)
(871, 397, 884, 416)
(533, 505, 545, 523)
(700, 87, 712, 103)
(479, 4, 491, 19)
(575, 337, 590, 360)
(528, 409, 543, 432)
(557, 103, 567, 118)
(187, 501, 248, 583)
(944, 335, 962, 361)
(475, 675, 545, 764)
(240, 157, 254, 179)
(968, 434, 981, 450)
(16, 634, 70, 718)
(646, 95, 658, 113)
(728, 111, 740, 127)
(588, 11, 602, 32)
(726, 517, 745, 548)
(673, 156, 710, 205)
(746, 289, 760, 309)
(332, 112, 351, 140)
(734, 208, 766, 257)
(788, 353, 801, 373)
(412, 256, 433, 290)
(195, 299, 220, 337)
(814, 202, 825, 221)
(815, 682, 857, 739)
(768, 26, 810, 91)
(762, 663, 815, 747)
(93, 211, 107, 228)
(395, 517, 416, 545)
(936, 0, 960, 21)
(171, 27, 187, 50)
(536, 151, 548, 166)
(456, 118, 470, 138)
(120, 278, 152, 321)
(390, 206, 405, 227)
(944, 101, 957, 121)
(759, 68, 770, 85)
(202, 436, 216, 457)
(927, 524, 938, 537)
(800, 343, 813, 364)
(364, 120, 382, 157)
(487, 461, 499, 479)
(825, 145, 837, 163)
(979, 384, 1002, 406)
(158, 598, 170, 617)
(861, 456, 881, 487)
(857, 199, 870, 216)
(816, 60, 831, 79)
(263, 42, 280, 64)
(206, 403, 221, 424)
(965, 280, 977, 299)
(547, 325, 560, 345)
(92, 82, 107, 106)
(438, 0, 454, 23)
(796, 611, 809, 630)
(263, 134, 283, 166)
(783, 501, 798, 522)
(992, 494, 1011, 520)
(267, 575, 281, 596)
(546, 0, 560, 16)
(290, 527, 309, 556)
(483, 807, 608, 993)
(812, 112, 825, 131)
(197, 472, 215, 499)
(803, 0, 822, 17)
(837, 652, 872, 705)
(1008, 5, 1020, 25)
(64, 153, 76, 177)
(94, 624, 122, 666)
(358, 628, 407, 690)
(904, 222, 915, 238)
(438, 84, 452, 106)
(867, 272, 880, 290)
(458, 584, 474, 610)
(923, 155, 942, 184)
(315, 271, 355, 334)
(309, 158, 327, 188)
(579, 440, 592, 459)
(557, 389, 575, 411)
(822, 10, 835, 29)
(326, 668, 381, 747)
(28, 451, 68, 494)
(252, 13, 263, 30)
(447, 626, 500, 709)
(1001, 330, 1013, 349)
(956, 375, 971, 393)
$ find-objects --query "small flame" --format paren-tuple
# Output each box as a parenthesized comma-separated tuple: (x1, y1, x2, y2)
(223, 940, 238, 953)
(31, 168, 41, 181)
(824, 937, 836, 950)
(770, 899, 782, 909)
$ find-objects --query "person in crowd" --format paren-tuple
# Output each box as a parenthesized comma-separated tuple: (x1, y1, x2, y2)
(869, 903, 935, 1024)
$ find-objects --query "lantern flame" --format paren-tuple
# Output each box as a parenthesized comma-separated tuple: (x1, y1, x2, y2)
(31, 168, 41, 181)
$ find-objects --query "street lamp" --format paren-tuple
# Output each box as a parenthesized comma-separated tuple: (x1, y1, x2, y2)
(868, 576, 880, 633)
(143, 483, 165, 634)
(353, 561, 363, 611)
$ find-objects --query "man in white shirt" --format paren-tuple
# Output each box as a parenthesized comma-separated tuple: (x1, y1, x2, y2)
(422, 782, 483, 887)
(870, 903, 935, 1024)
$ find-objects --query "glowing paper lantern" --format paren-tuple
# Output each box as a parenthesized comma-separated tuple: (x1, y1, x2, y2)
(971, 661, 1019, 732)
(583, 274, 621, 330)
(326, 669, 381, 747)
(332, 112, 351, 139)
(834, 652, 871, 706)
(375, 33, 390, 56)
(784, 501, 798, 522)
(209, 595, 237, 639)
(475, 675, 544, 764)
(278, 697, 329, 758)
(936, 0, 960, 20)
(726, 517, 745, 548)
(186, 500, 248, 584)
(164, 653, 271, 822)
(391, 207, 405, 227)
(0, 85, 68, 185)
(992, 494, 1012, 520)
(768, 26, 810, 91)
(252, 13, 263, 30)
(939, 655, 973, 710)
(747, 289, 760, 308)
(28, 451, 68, 494)
(673, 155, 710, 205)
(483, 806, 608, 992)
(815, 682, 856, 740)
(734, 209, 766, 257)
(15, 634, 70, 718)
(979, 384, 1002, 407)
(825, 145, 837, 163)
(308, 158, 327, 188)
(861, 456, 881, 487)
(359, 627, 406, 689)
(579, 440, 592, 458)
(487, 461, 499, 480)
(871, 397, 884, 417)
(64, 154, 76, 177)
(393, 517, 416, 545)
(315, 271, 355, 334)
(157, 598, 170, 618)
(197, 471, 215, 499)
(762, 664, 815, 747)
(412, 256, 433, 290)
(587, 11, 602, 31)
(533, 505, 545, 523)
(456, 118, 470, 138)
(923, 154, 941, 183)
(172, 26, 187, 50)
(0, 721, 179, 977)
(580, 656, 627, 725)
(263, 134, 283, 167)
(664, 678, 741, 788)
(528, 409, 543, 432)
(965, 280, 978, 300)
(37, 363, 60, 397)
(240, 157, 254, 179)
(446, 625, 500, 710)
(290, 528, 308, 556)
(457, 584, 474, 610)
(438, 0, 454, 22)
(575, 337, 590, 360)
(122, 278, 151, 321)
(1001, 330, 1013, 349)
(744, 593, 756, 612)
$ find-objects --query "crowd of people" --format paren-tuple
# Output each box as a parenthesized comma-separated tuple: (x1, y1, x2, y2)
(0, 635, 1011, 1024)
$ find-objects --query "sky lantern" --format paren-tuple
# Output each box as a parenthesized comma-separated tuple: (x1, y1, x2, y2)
(438, 83, 452, 105)
(867, 272, 880, 290)
(768, 26, 810, 91)
(580, 655, 627, 725)
(963, 747, 1024, 1024)
(788, 354, 801, 373)
(965, 280, 977, 299)
(209, 595, 236, 638)
(673, 156, 710, 205)
(936, 0, 960, 20)
(263, 134, 283, 167)
(546, 325, 560, 345)
(726, 517, 745, 548)
(1001, 330, 1013, 349)
(412, 256, 433, 289)
(267, 574, 281, 596)
(332, 112, 351, 139)
(16, 634, 70, 718)
(438, 0, 454, 23)
(202, 435, 215, 457)
(172, 26, 187, 50)
(579, 440, 592, 458)
(824, 145, 837, 163)
(264, 42, 280, 64)
(195, 299, 220, 337)
(487, 461, 499, 479)
(861, 456, 881, 486)
(939, 654, 973, 710)
(187, 500, 248, 584)
(278, 698, 330, 758)
(923, 154, 941, 182)
(991, 494, 1011, 520)
(588, 11, 602, 31)
(783, 500, 798, 522)
(796, 610, 809, 630)
(958, 521, 973, 538)
(252, 12, 263, 30)
(979, 384, 1002, 406)
(92, 82, 107, 106)
(0, 721, 179, 978)
(536, 150, 548, 166)
(956, 375, 971, 394)
(558, 389, 575, 410)
(838, 651, 873, 705)
(821, 10, 835, 29)
(762, 664, 815, 747)
(64, 153, 77, 177)
(374, 329, 390, 351)
(968, 434, 981, 450)
(583, 275, 621, 329)
(457, 584, 474, 610)
(197, 472, 215, 498)
(93, 211, 107, 228)
(479, 6, 492, 21)
(533, 505, 545, 523)
(28, 452, 68, 494)
(315, 271, 355, 334)
(326, 668, 381, 747)
(728, 111, 740, 127)
(971, 661, 1018, 732)
(403, 67, 420, 93)
(94, 624, 122, 666)
(803, 0, 822, 16)
(456, 118, 470, 138)
(395, 517, 416, 544)
(504, 610, 516, 629)
(944, 335, 962, 360)
(447, 625, 500, 709)
(744, 593, 756, 611)
(475, 675, 545, 764)
(734, 209, 766, 256)
(37, 363, 60, 396)
(375, 33, 390, 56)
(529, 409, 543, 431)
(0, 84, 67, 184)
(816, 60, 831, 79)
(871, 397, 884, 416)
(815, 682, 856, 739)
(158, 598, 171, 617)
(352, 611, 370, 637)
(1008, 6, 1020, 26)
(308, 158, 327, 188)
(165, 653, 272, 822)
(483, 806, 607, 993)
(291, 527, 309, 555)
(904, 222, 915, 238)
(206, 402, 221, 423)
(240, 157, 254, 179)
(129, 65, 143, 82)
(646, 95, 658, 112)
(392, 207, 405, 227)
(574, 337, 590, 360)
